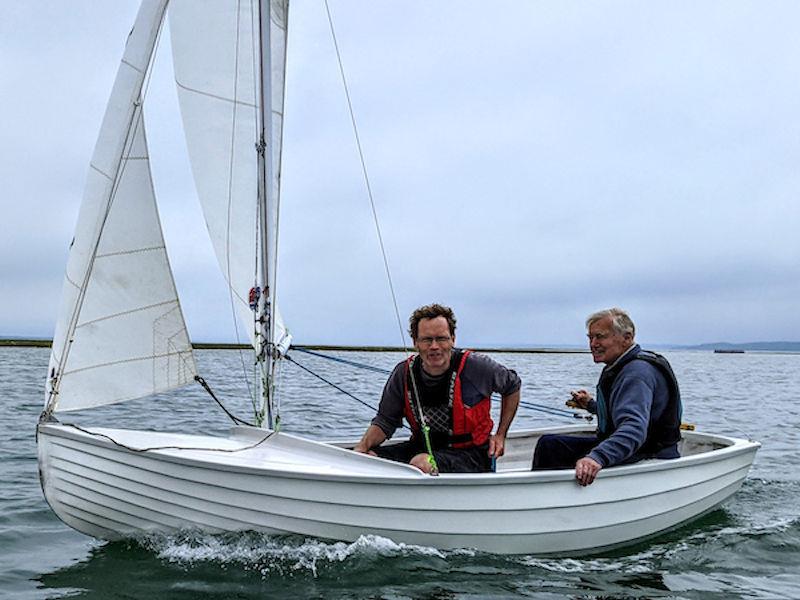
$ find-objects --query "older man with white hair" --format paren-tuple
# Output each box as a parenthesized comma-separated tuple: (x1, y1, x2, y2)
(532, 308, 682, 486)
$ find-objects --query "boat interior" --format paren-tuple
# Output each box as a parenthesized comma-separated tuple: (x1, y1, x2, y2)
(331, 425, 732, 474)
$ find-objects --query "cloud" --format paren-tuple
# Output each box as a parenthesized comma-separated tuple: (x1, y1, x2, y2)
(3, 1, 799, 346)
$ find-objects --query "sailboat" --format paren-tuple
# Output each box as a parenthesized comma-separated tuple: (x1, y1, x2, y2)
(37, 0, 759, 555)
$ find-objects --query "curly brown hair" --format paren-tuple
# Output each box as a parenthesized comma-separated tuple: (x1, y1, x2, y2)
(408, 303, 457, 340)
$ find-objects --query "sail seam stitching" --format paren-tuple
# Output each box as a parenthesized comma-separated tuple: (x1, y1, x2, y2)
(174, 79, 257, 108)
(65, 273, 81, 291)
(89, 163, 114, 181)
(76, 299, 178, 328)
(121, 58, 145, 75)
(62, 349, 193, 377)
(95, 245, 165, 259)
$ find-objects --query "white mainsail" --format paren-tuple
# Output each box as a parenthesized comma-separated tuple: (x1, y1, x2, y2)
(46, 0, 196, 412)
(169, 0, 291, 351)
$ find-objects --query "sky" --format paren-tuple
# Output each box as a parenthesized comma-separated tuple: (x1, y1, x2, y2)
(2, 1, 799, 348)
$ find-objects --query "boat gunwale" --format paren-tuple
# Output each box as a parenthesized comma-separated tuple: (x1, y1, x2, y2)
(44, 435, 756, 519)
(38, 422, 760, 486)
(46, 456, 752, 540)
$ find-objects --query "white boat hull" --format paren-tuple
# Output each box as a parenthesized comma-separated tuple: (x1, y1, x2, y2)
(37, 423, 759, 555)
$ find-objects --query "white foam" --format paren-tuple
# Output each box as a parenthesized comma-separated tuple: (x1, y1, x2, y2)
(138, 531, 472, 576)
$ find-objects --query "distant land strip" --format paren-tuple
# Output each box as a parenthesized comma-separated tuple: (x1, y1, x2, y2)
(1, 338, 586, 353)
(3, 338, 798, 352)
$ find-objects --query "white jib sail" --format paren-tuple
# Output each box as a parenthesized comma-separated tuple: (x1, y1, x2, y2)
(46, 0, 197, 412)
(169, 0, 291, 351)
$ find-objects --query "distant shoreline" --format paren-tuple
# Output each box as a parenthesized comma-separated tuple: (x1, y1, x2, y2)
(0, 338, 587, 354)
(3, 338, 798, 354)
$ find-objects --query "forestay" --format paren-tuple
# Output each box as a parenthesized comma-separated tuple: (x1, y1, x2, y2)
(46, 0, 196, 412)
(169, 0, 290, 352)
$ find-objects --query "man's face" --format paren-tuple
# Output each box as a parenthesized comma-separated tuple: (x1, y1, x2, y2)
(414, 316, 455, 375)
(587, 316, 633, 365)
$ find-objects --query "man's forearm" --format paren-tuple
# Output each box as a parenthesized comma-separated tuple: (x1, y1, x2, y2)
(353, 424, 387, 453)
(496, 390, 520, 436)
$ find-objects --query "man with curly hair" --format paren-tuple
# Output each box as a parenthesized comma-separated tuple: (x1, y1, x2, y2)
(353, 303, 521, 474)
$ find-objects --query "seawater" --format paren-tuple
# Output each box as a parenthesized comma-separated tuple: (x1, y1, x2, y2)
(1, 347, 799, 599)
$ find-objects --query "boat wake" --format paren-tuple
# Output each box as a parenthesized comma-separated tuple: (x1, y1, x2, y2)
(131, 479, 799, 579)
(138, 531, 475, 576)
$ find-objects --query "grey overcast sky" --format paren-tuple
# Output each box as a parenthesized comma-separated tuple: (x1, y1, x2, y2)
(2, 1, 799, 347)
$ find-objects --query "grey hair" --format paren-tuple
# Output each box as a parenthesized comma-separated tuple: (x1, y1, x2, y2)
(586, 307, 635, 337)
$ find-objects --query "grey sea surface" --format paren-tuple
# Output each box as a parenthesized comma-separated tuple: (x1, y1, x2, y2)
(2, 347, 799, 599)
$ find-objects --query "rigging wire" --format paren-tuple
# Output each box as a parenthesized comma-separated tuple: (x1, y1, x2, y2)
(291, 347, 393, 374)
(225, 0, 258, 411)
(323, 0, 409, 353)
(288, 347, 591, 422)
(285, 353, 393, 419)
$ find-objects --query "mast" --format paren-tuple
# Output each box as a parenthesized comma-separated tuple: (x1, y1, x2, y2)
(256, 0, 274, 428)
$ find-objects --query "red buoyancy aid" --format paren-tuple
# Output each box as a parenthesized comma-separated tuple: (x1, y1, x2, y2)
(402, 350, 494, 449)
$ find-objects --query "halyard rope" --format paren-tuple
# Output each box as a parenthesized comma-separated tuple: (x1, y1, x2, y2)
(323, 1, 409, 353)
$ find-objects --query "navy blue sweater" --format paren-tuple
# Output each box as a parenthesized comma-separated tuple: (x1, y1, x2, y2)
(587, 345, 680, 467)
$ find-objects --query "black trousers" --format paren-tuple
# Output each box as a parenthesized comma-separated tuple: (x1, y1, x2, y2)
(531, 434, 598, 470)
(374, 439, 492, 473)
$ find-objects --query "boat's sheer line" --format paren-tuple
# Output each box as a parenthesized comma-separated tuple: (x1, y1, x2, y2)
(46, 429, 753, 517)
(51, 434, 391, 485)
(51, 425, 274, 454)
(174, 78, 257, 108)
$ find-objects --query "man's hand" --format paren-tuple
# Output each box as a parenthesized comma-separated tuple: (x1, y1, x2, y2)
(566, 389, 593, 410)
(353, 425, 385, 455)
(352, 442, 377, 456)
(410, 453, 437, 474)
(575, 456, 602, 486)
(488, 433, 506, 459)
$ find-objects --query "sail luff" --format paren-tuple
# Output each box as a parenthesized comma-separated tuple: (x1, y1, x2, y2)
(269, 0, 292, 358)
(256, 0, 292, 426)
(256, 0, 275, 426)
